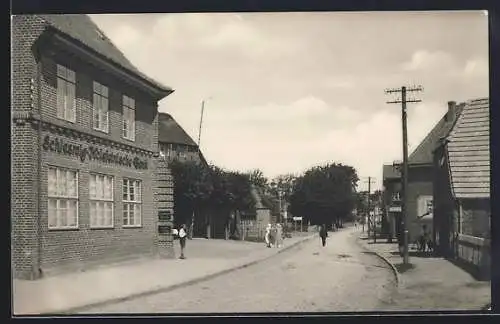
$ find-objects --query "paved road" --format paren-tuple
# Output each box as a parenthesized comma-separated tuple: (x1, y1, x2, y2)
(80, 228, 396, 313)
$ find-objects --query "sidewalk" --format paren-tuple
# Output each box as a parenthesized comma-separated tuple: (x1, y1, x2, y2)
(13, 233, 315, 315)
(356, 232, 491, 311)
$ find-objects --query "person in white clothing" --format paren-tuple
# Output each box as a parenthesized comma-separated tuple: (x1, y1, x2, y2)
(265, 224, 271, 248)
(178, 224, 187, 259)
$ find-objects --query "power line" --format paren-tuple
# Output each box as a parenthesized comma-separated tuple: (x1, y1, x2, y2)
(385, 85, 423, 265)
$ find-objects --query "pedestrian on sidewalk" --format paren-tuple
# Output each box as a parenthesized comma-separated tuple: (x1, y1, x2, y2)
(265, 224, 272, 248)
(276, 224, 283, 248)
(179, 224, 187, 259)
(319, 224, 328, 247)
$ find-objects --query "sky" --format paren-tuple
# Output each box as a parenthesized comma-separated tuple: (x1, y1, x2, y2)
(90, 11, 489, 191)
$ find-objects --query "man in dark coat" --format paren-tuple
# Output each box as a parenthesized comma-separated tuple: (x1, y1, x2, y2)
(319, 224, 328, 247)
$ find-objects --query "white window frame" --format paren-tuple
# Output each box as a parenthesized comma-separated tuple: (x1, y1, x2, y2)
(47, 166, 79, 230)
(122, 95, 136, 141)
(123, 178, 142, 227)
(92, 81, 109, 133)
(89, 173, 114, 229)
(56, 64, 76, 123)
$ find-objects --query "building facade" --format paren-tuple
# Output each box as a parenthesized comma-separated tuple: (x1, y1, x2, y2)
(382, 164, 402, 242)
(396, 101, 463, 244)
(433, 98, 490, 279)
(11, 15, 173, 280)
(158, 112, 205, 163)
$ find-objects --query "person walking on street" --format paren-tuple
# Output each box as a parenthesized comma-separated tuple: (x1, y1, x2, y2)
(319, 224, 328, 247)
(265, 224, 272, 248)
(179, 224, 187, 259)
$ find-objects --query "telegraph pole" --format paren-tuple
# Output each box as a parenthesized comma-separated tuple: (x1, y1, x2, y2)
(363, 177, 375, 239)
(190, 98, 211, 240)
(385, 85, 423, 265)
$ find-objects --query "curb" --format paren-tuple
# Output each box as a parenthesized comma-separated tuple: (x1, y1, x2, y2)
(355, 234, 401, 288)
(58, 234, 316, 314)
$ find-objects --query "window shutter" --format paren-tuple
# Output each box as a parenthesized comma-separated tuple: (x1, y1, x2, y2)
(130, 109, 136, 140)
(56, 78, 66, 119)
(67, 82, 76, 122)
(103, 97, 109, 131)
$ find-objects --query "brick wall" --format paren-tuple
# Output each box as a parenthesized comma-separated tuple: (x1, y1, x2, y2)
(11, 16, 170, 279)
(11, 15, 48, 279)
(156, 158, 175, 258)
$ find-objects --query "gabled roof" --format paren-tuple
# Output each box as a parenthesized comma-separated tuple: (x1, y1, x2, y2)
(158, 113, 198, 146)
(409, 103, 463, 165)
(446, 98, 489, 199)
(383, 164, 401, 180)
(38, 14, 172, 93)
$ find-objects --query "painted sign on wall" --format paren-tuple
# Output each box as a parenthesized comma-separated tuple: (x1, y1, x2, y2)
(42, 135, 148, 169)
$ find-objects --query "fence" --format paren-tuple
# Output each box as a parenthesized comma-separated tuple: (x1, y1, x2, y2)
(239, 220, 312, 243)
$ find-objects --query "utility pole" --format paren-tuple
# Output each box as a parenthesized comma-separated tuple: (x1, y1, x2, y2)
(363, 177, 375, 239)
(385, 85, 423, 265)
(190, 98, 211, 240)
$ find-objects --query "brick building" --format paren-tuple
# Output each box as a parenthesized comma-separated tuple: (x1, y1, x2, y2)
(11, 15, 173, 279)
(158, 112, 207, 164)
(382, 164, 401, 242)
(433, 98, 490, 279)
(388, 101, 463, 244)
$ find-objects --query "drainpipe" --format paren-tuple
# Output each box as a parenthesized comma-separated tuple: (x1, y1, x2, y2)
(34, 54, 43, 279)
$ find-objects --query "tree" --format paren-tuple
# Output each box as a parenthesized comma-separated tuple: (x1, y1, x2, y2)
(248, 169, 268, 190)
(169, 159, 214, 237)
(289, 163, 359, 227)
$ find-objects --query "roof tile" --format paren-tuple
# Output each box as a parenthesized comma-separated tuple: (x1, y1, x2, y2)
(38, 14, 171, 92)
(447, 98, 490, 199)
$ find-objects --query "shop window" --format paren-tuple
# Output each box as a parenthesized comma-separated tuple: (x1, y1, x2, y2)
(123, 178, 142, 227)
(89, 173, 114, 228)
(48, 167, 79, 229)
(56, 64, 76, 123)
(93, 81, 109, 133)
(122, 95, 135, 141)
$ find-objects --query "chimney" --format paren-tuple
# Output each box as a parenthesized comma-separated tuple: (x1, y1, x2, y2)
(445, 101, 457, 122)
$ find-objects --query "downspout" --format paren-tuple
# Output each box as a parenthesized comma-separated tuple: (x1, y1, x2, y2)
(35, 53, 43, 279)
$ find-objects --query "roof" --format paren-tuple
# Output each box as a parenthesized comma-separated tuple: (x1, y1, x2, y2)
(446, 98, 490, 199)
(38, 14, 172, 93)
(383, 164, 401, 180)
(408, 103, 463, 165)
(158, 113, 198, 146)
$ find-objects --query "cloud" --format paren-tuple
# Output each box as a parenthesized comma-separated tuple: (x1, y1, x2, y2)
(89, 13, 489, 190)
(402, 50, 456, 72)
(463, 58, 489, 77)
(323, 77, 355, 89)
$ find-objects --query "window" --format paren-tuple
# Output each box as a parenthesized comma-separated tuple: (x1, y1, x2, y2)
(391, 192, 401, 202)
(123, 179, 142, 227)
(93, 81, 109, 133)
(122, 95, 135, 141)
(48, 167, 79, 229)
(56, 64, 76, 123)
(159, 144, 166, 158)
(89, 174, 114, 228)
